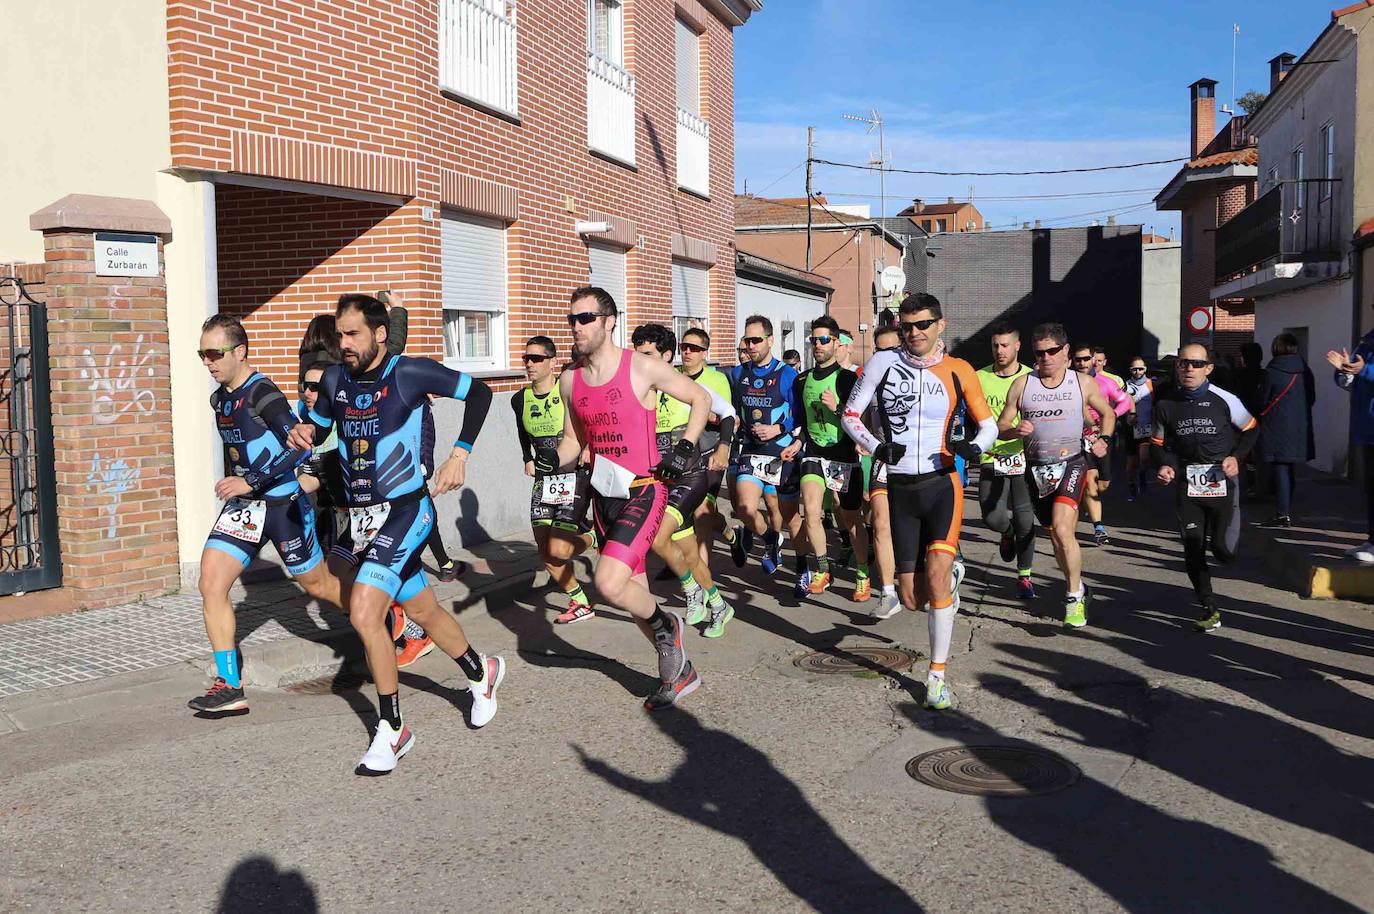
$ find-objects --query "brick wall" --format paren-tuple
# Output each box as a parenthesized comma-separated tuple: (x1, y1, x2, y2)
(42, 231, 179, 607)
(170, 0, 741, 392)
(1179, 181, 1255, 360)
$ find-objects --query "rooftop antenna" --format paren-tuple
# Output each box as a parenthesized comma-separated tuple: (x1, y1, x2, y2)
(1221, 23, 1240, 116)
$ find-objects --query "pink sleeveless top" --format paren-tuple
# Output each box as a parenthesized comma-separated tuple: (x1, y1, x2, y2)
(572, 348, 659, 477)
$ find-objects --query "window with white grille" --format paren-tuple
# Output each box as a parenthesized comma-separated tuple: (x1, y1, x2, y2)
(441, 212, 508, 372)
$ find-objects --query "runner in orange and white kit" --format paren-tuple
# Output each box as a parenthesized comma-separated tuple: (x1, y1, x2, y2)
(841, 293, 998, 711)
(997, 323, 1117, 629)
(539, 287, 713, 710)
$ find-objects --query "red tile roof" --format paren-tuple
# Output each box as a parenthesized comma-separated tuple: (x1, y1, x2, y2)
(1185, 148, 1258, 169)
(1333, 1, 1374, 19)
(898, 202, 969, 216)
(735, 194, 870, 228)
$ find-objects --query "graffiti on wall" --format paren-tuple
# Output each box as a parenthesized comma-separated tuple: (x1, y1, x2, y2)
(79, 335, 158, 424)
(88, 455, 141, 540)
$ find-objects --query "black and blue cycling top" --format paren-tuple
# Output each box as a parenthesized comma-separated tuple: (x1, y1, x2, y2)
(729, 357, 800, 458)
(212, 372, 308, 500)
(306, 354, 492, 507)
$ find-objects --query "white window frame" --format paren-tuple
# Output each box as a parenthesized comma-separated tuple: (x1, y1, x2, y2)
(1292, 145, 1306, 210)
(441, 211, 509, 373)
(1320, 122, 1335, 201)
(587, 0, 623, 66)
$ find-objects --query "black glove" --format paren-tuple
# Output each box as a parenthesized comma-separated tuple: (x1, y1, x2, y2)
(533, 453, 560, 476)
(951, 439, 982, 463)
(658, 438, 700, 481)
(873, 441, 907, 466)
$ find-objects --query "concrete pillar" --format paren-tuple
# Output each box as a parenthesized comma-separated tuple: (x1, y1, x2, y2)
(30, 194, 179, 607)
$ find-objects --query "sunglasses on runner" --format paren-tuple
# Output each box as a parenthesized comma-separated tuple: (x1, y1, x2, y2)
(197, 345, 241, 362)
(1033, 343, 1067, 359)
(741, 336, 765, 346)
(679, 342, 708, 354)
(567, 311, 610, 326)
(1178, 358, 1212, 369)
(900, 318, 939, 333)
(810, 335, 834, 345)
(521, 353, 550, 363)
(877, 344, 899, 352)
(301, 381, 321, 393)
(1071, 354, 1095, 362)
(1130, 366, 1147, 372)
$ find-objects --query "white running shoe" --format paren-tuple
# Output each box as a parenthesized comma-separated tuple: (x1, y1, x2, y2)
(1348, 541, 1374, 564)
(951, 559, 966, 612)
(872, 591, 902, 619)
(468, 655, 506, 728)
(356, 719, 414, 776)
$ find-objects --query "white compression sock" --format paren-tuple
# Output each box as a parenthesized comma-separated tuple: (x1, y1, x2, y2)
(928, 603, 955, 666)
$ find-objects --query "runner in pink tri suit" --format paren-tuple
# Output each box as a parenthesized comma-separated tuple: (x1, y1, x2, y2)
(540, 286, 713, 710)
(1071, 344, 1134, 545)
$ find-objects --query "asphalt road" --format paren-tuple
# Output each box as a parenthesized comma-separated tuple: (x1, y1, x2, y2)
(2, 485, 1372, 913)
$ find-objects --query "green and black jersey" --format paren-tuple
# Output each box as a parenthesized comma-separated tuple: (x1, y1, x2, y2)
(792, 362, 859, 462)
(511, 387, 565, 466)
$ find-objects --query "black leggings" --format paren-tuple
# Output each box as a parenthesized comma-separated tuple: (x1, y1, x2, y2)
(977, 468, 1036, 570)
(1177, 481, 1241, 606)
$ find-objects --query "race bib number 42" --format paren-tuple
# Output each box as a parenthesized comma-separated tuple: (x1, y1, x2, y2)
(214, 498, 266, 544)
(349, 502, 392, 553)
(992, 451, 1026, 477)
(1186, 464, 1227, 498)
(746, 455, 783, 486)
(539, 472, 577, 506)
(1031, 461, 1067, 498)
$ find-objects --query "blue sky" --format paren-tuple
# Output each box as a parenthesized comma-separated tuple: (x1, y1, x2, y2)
(734, 0, 1340, 235)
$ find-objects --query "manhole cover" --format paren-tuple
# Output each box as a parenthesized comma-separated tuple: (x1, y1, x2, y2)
(906, 745, 1080, 797)
(793, 646, 921, 674)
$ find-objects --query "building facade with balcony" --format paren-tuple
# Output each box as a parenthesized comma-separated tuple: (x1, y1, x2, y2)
(1154, 79, 1258, 363)
(4, 0, 759, 572)
(1211, 2, 1374, 472)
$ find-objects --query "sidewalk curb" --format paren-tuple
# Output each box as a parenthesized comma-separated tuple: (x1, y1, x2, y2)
(242, 548, 545, 687)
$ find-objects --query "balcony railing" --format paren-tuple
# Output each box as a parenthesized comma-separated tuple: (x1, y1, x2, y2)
(439, 0, 518, 118)
(676, 107, 710, 197)
(1215, 179, 1342, 282)
(587, 51, 636, 166)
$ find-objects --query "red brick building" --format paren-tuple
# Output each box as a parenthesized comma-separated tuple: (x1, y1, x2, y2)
(897, 198, 984, 234)
(173, 0, 759, 392)
(1155, 78, 1258, 360)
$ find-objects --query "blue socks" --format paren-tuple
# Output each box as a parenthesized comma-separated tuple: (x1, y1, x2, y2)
(214, 649, 241, 688)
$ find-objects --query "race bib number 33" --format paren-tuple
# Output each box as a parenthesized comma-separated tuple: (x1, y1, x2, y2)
(214, 498, 266, 544)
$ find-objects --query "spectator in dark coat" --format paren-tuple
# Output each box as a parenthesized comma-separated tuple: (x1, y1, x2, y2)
(1256, 332, 1316, 526)
(1234, 341, 1266, 415)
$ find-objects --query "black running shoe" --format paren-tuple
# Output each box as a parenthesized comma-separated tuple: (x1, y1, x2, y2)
(188, 678, 248, 714)
(434, 560, 470, 583)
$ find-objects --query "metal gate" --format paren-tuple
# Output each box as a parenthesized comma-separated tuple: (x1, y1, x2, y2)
(0, 277, 60, 595)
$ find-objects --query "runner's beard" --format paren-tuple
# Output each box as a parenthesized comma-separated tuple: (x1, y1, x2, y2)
(346, 338, 380, 377)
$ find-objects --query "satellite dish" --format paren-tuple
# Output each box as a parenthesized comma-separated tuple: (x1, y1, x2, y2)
(880, 265, 905, 294)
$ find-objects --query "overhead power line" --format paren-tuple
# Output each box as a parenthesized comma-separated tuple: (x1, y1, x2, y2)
(821, 187, 1162, 203)
(812, 155, 1188, 177)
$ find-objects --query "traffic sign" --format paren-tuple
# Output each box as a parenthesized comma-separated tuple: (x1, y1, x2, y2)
(1187, 307, 1213, 334)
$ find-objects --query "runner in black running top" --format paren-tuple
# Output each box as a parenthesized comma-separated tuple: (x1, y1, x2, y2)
(1152, 343, 1258, 632)
(290, 293, 504, 776)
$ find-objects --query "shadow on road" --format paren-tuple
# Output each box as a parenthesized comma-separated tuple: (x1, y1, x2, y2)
(576, 707, 923, 913)
(215, 855, 318, 913)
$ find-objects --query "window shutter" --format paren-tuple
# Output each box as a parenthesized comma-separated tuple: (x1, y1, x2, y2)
(675, 18, 699, 115)
(587, 243, 627, 344)
(442, 213, 506, 314)
(671, 261, 709, 320)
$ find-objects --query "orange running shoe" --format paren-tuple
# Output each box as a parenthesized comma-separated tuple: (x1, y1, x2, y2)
(851, 576, 872, 602)
(807, 571, 832, 594)
(396, 634, 435, 668)
(388, 602, 407, 644)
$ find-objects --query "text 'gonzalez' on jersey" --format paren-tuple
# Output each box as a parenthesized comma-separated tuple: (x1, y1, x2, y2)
(842, 350, 992, 475)
(730, 357, 800, 457)
(308, 355, 478, 506)
(212, 372, 306, 499)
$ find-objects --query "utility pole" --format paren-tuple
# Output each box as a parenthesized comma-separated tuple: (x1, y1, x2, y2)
(805, 125, 814, 270)
(842, 108, 886, 316)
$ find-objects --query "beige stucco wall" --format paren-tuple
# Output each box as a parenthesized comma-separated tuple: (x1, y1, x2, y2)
(1351, 6, 1374, 229)
(0, 0, 171, 262)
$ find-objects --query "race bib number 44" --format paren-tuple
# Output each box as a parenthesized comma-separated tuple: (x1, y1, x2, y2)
(349, 502, 392, 553)
(992, 451, 1026, 477)
(1186, 464, 1227, 498)
(539, 472, 578, 506)
(746, 455, 783, 486)
(1031, 462, 1067, 498)
(214, 498, 266, 544)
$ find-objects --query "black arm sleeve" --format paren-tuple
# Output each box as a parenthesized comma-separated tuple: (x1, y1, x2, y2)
(456, 378, 492, 450)
(1232, 424, 1259, 461)
(386, 306, 409, 356)
(791, 374, 812, 446)
(511, 391, 533, 462)
(244, 384, 309, 492)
